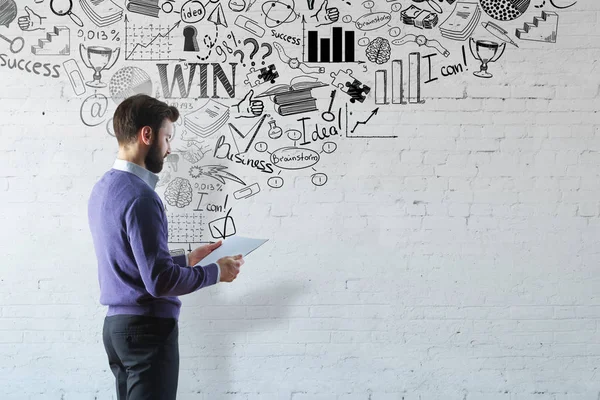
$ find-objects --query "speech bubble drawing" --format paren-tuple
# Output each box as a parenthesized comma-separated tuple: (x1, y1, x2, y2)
(355, 12, 391, 31)
(181, 0, 206, 23)
(0, 0, 17, 28)
(270, 147, 320, 170)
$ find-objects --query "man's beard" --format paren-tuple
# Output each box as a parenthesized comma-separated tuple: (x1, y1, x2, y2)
(145, 141, 165, 173)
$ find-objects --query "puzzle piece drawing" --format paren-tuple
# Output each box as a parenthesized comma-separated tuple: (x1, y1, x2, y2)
(330, 69, 370, 103)
(244, 64, 279, 87)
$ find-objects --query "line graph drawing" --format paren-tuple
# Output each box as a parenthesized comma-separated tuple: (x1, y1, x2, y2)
(124, 16, 183, 61)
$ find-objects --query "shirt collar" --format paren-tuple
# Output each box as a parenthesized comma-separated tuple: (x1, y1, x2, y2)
(112, 159, 159, 190)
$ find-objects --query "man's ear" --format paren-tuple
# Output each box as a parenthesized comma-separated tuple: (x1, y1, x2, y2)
(140, 126, 153, 145)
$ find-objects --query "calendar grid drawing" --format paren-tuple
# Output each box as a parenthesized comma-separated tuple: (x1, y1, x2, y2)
(167, 213, 206, 244)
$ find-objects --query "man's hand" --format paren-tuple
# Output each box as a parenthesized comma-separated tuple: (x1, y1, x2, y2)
(18, 6, 45, 31)
(217, 254, 244, 282)
(188, 240, 222, 266)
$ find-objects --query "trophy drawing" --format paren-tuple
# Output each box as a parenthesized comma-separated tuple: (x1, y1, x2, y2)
(469, 38, 506, 79)
(79, 43, 120, 88)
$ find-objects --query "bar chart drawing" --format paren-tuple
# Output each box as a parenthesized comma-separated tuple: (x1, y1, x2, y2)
(305, 26, 356, 63)
(374, 53, 425, 105)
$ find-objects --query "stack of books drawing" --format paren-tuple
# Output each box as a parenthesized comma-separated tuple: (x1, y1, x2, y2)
(184, 99, 230, 138)
(126, 0, 161, 18)
(439, 1, 481, 41)
(80, 0, 123, 27)
(255, 77, 327, 116)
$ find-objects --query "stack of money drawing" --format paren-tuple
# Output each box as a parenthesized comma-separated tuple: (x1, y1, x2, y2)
(401, 5, 438, 29)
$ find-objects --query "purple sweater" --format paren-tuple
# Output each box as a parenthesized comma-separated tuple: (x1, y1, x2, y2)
(88, 160, 220, 320)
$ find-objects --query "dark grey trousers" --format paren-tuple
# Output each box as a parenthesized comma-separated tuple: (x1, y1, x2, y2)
(102, 314, 179, 400)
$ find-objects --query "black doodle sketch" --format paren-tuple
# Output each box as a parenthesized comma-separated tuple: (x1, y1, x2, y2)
(344, 103, 397, 138)
(535, 0, 545, 7)
(228, 114, 267, 153)
(79, 0, 123, 27)
(255, 76, 327, 116)
(311, 172, 327, 186)
(79, 43, 120, 88)
(267, 175, 284, 188)
(234, 15, 265, 37)
(175, 141, 212, 164)
(515, 11, 559, 43)
(401, 5, 438, 29)
(32, 26, 71, 55)
(469, 38, 506, 78)
(156, 63, 237, 99)
(80, 92, 109, 127)
(228, 0, 246, 12)
(233, 183, 260, 199)
(355, 11, 391, 31)
(109, 66, 152, 104)
(184, 98, 230, 137)
(413, 0, 443, 14)
(262, 0, 298, 28)
(267, 119, 283, 139)
(270, 146, 321, 170)
(244, 64, 279, 87)
(166, 212, 206, 243)
(439, 2, 480, 41)
(207, 2, 228, 28)
(479, 0, 530, 21)
(408, 52, 425, 103)
(351, 107, 378, 133)
(273, 42, 324, 74)
(180, 0, 206, 23)
(208, 207, 236, 240)
(321, 90, 336, 122)
(127, 0, 161, 18)
(183, 26, 200, 52)
(0, 0, 16, 28)
(549, 0, 576, 8)
(63, 59, 87, 95)
(330, 69, 370, 103)
(364, 37, 391, 64)
(165, 177, 194, 208)
(392, 34, 450, 57)
(0, 32, 24, 53)
(482, 21, 519, 47)
(18, 6, 46, 31)
(306, 25, 356, 63)
(233, 89, 264, 118)
(310, 0, 339, 27)
(190, 165, 246, 186)
(125, 17, 182, 61)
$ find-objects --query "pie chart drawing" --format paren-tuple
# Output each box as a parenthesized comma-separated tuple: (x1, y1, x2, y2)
(479, 0, 531, 21)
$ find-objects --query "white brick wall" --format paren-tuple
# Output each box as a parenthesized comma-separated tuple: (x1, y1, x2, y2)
(1, 0, 600, 399)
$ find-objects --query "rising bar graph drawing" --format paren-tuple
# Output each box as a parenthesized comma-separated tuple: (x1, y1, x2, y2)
(374, 53, 425, 105)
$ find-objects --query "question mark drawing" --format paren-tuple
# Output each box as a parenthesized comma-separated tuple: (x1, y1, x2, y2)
(260, 43, 272, 65)
(243, 38, 259, 66)
(233, 49, 245, 65)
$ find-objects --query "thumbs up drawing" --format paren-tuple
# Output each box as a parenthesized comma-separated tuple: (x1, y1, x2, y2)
(310, 0, 339, 27)
(18, 6, 45, 31)
(234, 90, 264, 118)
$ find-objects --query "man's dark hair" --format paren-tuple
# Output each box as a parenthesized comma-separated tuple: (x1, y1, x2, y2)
(113, 94, 179, 145)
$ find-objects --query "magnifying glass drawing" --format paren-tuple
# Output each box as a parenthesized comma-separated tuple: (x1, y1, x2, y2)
(0, 33, 25, 54)
(50, 0, 84, 27)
